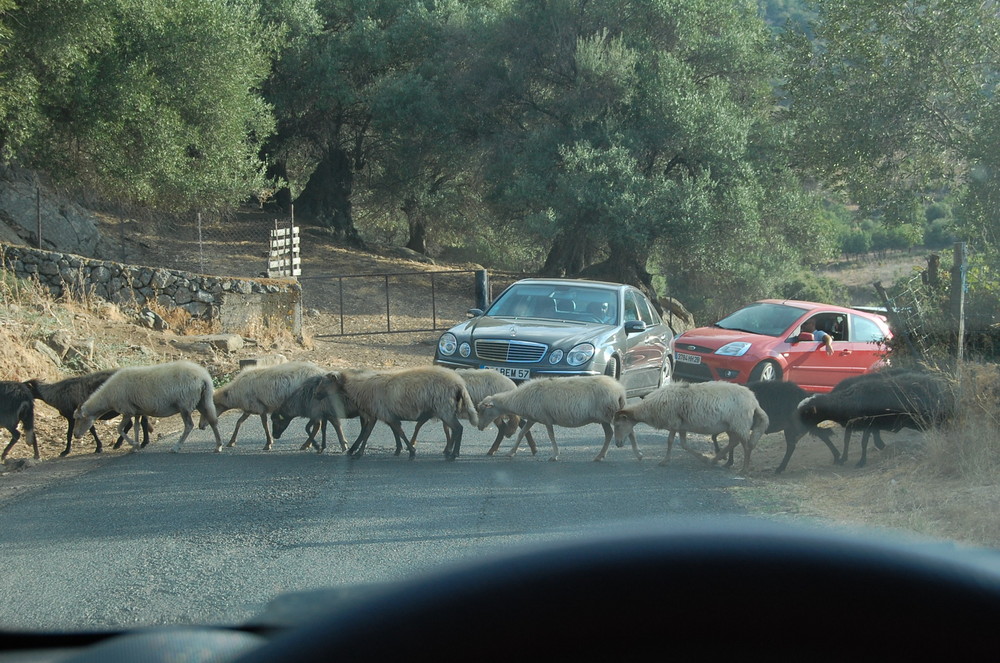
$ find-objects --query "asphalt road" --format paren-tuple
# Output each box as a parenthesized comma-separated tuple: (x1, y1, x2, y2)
(0, 413, 758, 632)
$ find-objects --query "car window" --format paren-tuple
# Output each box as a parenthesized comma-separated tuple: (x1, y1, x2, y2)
(635, 291, 661, 326)
(487, 283, 619, 323)
(850, 314, 887, 344)
(716, 302, 807, 337)
(623, 291, 641, 323)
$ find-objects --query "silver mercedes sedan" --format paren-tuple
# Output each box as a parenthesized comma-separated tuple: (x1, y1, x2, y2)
(433, 278, 674, 398)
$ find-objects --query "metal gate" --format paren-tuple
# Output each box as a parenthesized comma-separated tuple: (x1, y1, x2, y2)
(300, 269, 490, 337)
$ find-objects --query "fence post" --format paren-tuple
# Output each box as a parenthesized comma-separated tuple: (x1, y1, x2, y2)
(950, 242, 967, 362)
(475, 269, 489, 310)
(35, 185, 41, 249)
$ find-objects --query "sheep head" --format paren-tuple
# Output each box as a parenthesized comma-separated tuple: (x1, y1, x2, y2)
(71, 405, 97, 439)
(476, 398, 499, 431)
(612, 409, 637, 442)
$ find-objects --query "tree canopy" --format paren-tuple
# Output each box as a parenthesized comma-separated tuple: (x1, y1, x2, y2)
(1, 0, 998, 317)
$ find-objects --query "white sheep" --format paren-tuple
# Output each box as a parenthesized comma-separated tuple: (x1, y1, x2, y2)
(72, 360, 222, 453)
(475, 375, 639, 462)
(410, 368, 537, 457)
(206, 361, 328, 450)
(612, 381, 769, 472)
(330, 365, 479, 461)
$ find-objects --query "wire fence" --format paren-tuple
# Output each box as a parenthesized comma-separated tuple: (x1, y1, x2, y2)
(102, 209, 289, 279)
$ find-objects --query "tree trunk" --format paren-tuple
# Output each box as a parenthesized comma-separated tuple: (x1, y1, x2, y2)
(294, 145, 362, 246)
(264, 159, 292, 211)
(403, 197, 428, 254)
(540, 229, 591, 277)
(577, 241, 661, 312)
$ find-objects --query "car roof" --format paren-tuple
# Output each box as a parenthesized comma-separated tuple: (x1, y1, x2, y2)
(754, 299, 882, 318)
(508, 278, 629, 290)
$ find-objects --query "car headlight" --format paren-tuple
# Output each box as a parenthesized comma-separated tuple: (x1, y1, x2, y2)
(715, 342, 751, 357)
(459, 342, 471, 358)
(438, 333, 458, 356)
(566, 343, 595, 366)
(548, 349, 564, 364)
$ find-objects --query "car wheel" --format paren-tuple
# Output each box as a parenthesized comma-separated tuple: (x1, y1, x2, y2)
(749, 360, 781, 382)
(657, 356, 672, 388)
(604, 356, 620, 380)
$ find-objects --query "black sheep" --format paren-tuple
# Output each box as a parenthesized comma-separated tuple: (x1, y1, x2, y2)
(1, 380, 37, 460)
(798, 369, 954, 468)
(713, 380, 840, 473)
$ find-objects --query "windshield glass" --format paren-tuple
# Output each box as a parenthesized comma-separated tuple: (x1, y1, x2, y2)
(714, 302, 807, 337)
(3, 0, 1000, 645)
(487, 284, 619, 324)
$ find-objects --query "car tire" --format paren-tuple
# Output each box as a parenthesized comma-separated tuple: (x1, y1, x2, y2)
(604, 356, 620, 380)
(749, 360, 781, 382)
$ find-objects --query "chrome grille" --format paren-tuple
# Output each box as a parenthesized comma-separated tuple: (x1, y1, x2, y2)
(475, 340, 547, 363)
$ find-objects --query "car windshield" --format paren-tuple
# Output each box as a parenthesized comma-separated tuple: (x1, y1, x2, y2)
(4, 0, 1000, 651)
(714, 302, 807, 337)
(486, 284, 619, 324)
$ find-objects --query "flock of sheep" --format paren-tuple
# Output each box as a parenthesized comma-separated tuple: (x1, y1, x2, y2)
(0, 357, 956, 473)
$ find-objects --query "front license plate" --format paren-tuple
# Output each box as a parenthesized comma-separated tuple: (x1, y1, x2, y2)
(488, 366, 531, 380)
(675, 352, 702, 365)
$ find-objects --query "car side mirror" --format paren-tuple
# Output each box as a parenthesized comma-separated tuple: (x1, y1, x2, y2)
(467, 308, 484, 318)
(624, 320, 647, 334)
(797, 331, 813, 342)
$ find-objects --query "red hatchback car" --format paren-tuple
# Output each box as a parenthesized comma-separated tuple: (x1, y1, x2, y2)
(672, 299, 893, 393)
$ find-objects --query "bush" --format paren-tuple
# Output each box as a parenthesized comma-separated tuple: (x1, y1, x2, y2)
(777, 272, 850, 305)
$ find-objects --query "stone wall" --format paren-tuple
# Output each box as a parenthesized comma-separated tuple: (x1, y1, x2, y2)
(0, 243, 301, 335)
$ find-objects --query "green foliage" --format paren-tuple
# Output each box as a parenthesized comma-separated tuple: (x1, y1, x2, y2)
(777, 271, 849, 306)
(925, 218, 957, 249)
(1, 0, 279, 211)
(840, 230, 872, 257)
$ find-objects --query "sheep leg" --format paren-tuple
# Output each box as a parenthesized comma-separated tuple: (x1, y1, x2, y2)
(172, 411, 196, 453)
(139, 416, 152, 448)
(227, 412, 252, 447)
(678, 430, 715, 465)
(595, 423, 640, 461)
(388, 421, 416, 460)
(871, 429, 886, 449)
(328, 417, 348, 452)
(2, 428, 20, 460)
(659, 430, 676, 466)
(411, 417, 427, 447)
(300, 419, 322, 452)
(544, 423, 559, 461)
(441, 425, 455, 457)
(776, 429, 805, 474)
(26, 428, 39, 460)
(711, 433, 735, 467)
(713, 433, 744, 468)
(348, 418, 377, 458)
(857, 429, 872, 468)
(487, 416, 525, 456)
(199, 411, 223, 453)
(837, 426, 854, 465)
(507, 421, 536, 457)
(260, 413, 277, 450)
(715, 434, 751, 473)
(486, 425, 505, 456)
(61, 421, 76, 457)
(626, 430, 642, 461)
(117, 416, 141, 451)
(443, 420, 463, 461)
(594, 423, 614, 461)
